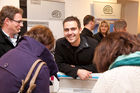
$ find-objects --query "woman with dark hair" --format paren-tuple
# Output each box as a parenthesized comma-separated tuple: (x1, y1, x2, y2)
(92, 32, 140, 93)
(0, 25, 58, 93)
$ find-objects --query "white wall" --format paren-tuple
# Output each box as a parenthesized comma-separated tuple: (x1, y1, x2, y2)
(27, 0, 65, 20)
(27, 0, 64, 40)
(0, 0, 19, 10)
(65, 0, 93, 28)
(124, 1, 138, 34)
(0, 0, 139, 35)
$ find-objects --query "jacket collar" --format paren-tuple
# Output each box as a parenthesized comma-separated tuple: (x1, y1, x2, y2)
(83, 28, 94, 37)
(0, 28, 15, 47)
(62, 36, 90, 52)
(109, 51, 140, 70)
(83, 28, 92, 33)
(17, 36, 47, 57)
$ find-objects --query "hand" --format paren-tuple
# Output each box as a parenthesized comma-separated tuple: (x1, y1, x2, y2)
(70, 65, 75, 67)
(77, 69, 92, 80)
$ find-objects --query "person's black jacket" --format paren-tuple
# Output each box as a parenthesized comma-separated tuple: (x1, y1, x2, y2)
(93, 32, 104, 43)
(54, 35, 98, 79)
(0, 28, 15, 57)
(81, 28, 94, 38)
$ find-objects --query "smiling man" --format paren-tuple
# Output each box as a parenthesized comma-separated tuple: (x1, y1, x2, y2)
(0, 6, 23, 57)
(54, 16, 98, 80)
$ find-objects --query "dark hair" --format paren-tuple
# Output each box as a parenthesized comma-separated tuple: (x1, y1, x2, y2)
(0, 5, 23, 26)
(83, 15, 94, 26)
(94, 32, 140, 72)
(24, 25, 55, 50)
(114, 19, 127, 32)
(63, 16, 81, 29)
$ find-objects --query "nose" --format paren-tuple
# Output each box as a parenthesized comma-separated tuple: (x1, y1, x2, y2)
(20, 22, 23, 27)
(68, 29, 73, 34)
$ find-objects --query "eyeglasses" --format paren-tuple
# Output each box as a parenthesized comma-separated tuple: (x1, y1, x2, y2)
(8, 18, 23, 24)
(11, 19, 23, 24)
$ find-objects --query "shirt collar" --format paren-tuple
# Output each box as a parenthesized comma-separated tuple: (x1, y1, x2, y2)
(2, 29, 18, 39)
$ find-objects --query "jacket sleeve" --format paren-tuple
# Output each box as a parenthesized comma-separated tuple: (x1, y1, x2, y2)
(76, 64, 97, 73)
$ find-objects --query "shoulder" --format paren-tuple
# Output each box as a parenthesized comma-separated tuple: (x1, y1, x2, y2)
(56, 37, 68, 48)
(87, 36, 97, 42)
(0, 29, 10, 44)
(92, 68, 120, 93)
(0, 29, 5, 40)
(81, 28, 87, 32)
(99, 66, 138, 80)
(93, 32, 102, 37)
(92, 66, 140, 93)
(81, 36, 98, 49)
(56, 37, 65, 44)
(83, 35, 98, 44)
(81, 28, 90, 35)
(93, 66, 140, 93)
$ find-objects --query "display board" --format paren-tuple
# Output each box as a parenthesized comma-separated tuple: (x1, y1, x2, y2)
(92, 2, 121, 19)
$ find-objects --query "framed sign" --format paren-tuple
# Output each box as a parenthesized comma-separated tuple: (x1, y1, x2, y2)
(92, 3, 121, 19)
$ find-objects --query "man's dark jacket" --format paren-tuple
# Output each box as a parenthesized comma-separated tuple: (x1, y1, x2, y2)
(81, 28, 94, 38)
(0, 28, 15, 57)
(93, 32, 104, 43)
(54, 35, 98, 78)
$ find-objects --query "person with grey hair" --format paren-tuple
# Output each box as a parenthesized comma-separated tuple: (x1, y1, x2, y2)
(0, 5, 23, 57)
(113, 19, 127, 32)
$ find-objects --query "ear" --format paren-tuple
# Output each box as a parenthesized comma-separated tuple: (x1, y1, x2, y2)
(4, 17, 10, 25)
(89, 21, 93, 25)
(79, 27, 82, 33)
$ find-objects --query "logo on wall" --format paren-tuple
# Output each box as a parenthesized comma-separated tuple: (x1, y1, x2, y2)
(51, 10, 62, 18)
(103, 5, 113, 14)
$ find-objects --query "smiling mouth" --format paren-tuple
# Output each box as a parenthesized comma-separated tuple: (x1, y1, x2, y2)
(68, 38, 73, 41)
(17, 29, 21, 32)
(102, 30, 106, 32)
(68, 36, 74, 39)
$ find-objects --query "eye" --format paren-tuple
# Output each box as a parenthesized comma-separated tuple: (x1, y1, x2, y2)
(105, 26, 108, 27)
(71, 27, 77, 31)
(12, 19, 23, 24)
(64, 28, 69, 32)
